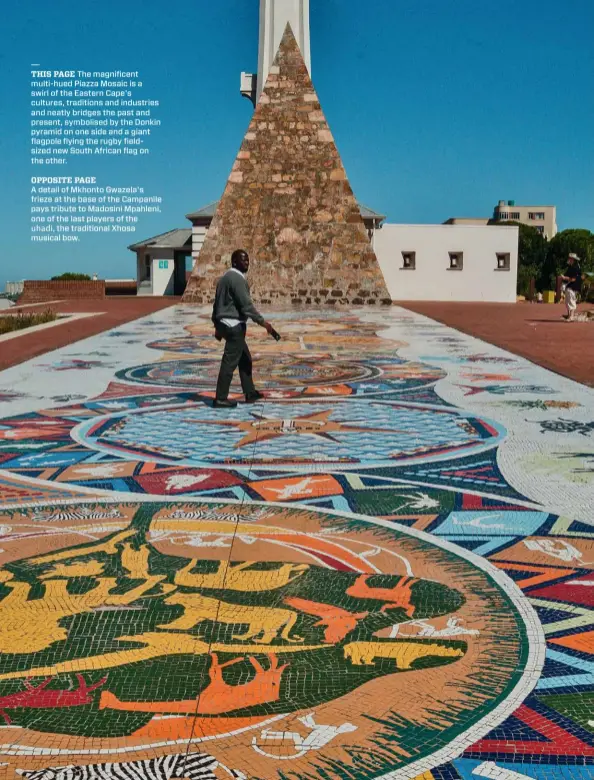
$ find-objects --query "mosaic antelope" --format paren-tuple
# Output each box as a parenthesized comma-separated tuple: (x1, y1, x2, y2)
(198, 653, 288, 714)
(284, 597, 368, 643)
(100, 653, 289, 715)
(0, 675, 107, 724)
(346, 575, 418, 616)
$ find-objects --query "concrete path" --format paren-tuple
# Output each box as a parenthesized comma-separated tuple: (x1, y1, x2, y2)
(0, 297, 177, 371)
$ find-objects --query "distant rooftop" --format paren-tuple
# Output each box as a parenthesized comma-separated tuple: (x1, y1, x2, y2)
(185, 202, 219, 221)
(128, 228, 192, 251)
(358, 203, 386, 222)
(443, 217, 490, 225)
(186, 200, 386, 223)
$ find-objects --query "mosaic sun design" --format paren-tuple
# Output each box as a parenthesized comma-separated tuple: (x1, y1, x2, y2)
(0, 499, 539, 780)
(75, 398, 503, 469)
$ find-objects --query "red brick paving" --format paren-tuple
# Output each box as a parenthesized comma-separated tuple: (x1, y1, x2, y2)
(0, 297, 178, 371)
(399, 301, 594, 387)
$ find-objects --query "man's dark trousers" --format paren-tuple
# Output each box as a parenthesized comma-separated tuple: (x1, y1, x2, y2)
(215, 322, 256, 400)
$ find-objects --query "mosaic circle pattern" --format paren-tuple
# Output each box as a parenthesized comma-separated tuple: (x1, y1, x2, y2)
(117, 356, 380, 389)
(115, 355, 447, 395)
(75, 399, 504, 470)
(0, 498, 538, 780)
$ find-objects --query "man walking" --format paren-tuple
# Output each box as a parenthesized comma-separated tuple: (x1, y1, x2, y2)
(211, 249, 274, 408)
(561, 252, 582, 321)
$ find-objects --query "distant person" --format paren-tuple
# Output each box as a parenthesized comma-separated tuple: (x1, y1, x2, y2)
(536, 291, 543, 303)
(211, 249, 275, 408)
(560, 253, 582, 321)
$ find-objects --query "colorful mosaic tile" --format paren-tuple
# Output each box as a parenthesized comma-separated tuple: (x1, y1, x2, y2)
(0, 306, 592, 778)
(0, 498, 538, 779)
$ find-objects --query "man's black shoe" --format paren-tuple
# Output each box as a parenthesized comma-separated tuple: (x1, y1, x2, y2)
(245, 391, 265, 403)
(213, 398, 238, 409)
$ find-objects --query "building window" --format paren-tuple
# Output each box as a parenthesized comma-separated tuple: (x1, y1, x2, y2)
(510, 212, 520, 220)
(449, 252, 463, 270)
(401, 251, 416, 270)
(144, 254, 151, 279)
(536, 226, 544, 234)
(528, 212, 546, 220)
(496, 252, 510, 270)
(498, 212, 510, 220)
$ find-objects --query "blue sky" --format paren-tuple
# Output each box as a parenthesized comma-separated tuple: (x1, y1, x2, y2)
(1, 0, 593, 288)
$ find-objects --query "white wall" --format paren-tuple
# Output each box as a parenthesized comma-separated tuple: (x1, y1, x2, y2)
(192, 225, 208, 265)
(258, 0, 311, 102)
(374, 224, 519, 303)
(150, 249, 175, 296)
(136, 253, 152, 295)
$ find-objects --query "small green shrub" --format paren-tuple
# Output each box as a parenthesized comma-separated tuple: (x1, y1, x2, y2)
(0, 310, 57, 334)
(51, 273, 92, 281)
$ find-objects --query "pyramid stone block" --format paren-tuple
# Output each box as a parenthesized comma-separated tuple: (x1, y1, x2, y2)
(183, 24, 391, 307)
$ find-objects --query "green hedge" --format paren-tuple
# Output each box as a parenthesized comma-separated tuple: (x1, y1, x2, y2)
(50, 273, 92, 281)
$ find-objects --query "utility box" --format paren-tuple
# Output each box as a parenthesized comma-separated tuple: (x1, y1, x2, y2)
(544, 290, 556, 304)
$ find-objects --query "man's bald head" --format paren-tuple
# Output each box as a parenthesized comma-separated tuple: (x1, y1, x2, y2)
(231, 249, 250, 273)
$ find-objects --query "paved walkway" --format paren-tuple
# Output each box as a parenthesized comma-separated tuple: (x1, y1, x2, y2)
(0, 298, 178, 372)
(0, 306, 593, 779)
(401, 301, 594, 387)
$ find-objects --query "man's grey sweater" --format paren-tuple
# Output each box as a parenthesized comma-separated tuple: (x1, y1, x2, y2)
(211, 269, 265, 326)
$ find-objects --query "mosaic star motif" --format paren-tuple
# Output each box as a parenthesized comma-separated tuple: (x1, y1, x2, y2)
(183, 408, 403, 449)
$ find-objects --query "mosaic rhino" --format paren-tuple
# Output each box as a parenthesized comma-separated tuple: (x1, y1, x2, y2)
(343, 640, 464, 668)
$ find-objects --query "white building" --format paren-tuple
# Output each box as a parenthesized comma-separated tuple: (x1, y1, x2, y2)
(375, 224, 518, 303)
(4, 281, 24, 296)
(131, 211, 518, 304)
(492, 200, 557, 238)
(130, 229, 192, 296)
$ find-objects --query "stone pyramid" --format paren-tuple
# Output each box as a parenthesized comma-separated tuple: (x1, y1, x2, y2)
(183, 24, 391, 307)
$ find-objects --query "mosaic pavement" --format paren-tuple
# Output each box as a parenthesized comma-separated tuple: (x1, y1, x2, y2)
(0, 306, 593, 779)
